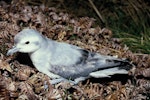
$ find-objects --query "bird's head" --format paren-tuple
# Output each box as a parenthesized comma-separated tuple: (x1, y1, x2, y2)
(7, 29, 43, 55)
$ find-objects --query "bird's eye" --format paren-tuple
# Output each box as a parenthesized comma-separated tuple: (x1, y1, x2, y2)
(25, 41, 30, 44)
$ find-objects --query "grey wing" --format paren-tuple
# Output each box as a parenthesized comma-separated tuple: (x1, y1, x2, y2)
(70, 48, 132, 78)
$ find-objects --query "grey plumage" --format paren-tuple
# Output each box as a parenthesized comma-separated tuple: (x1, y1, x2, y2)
(7, 29, 132, 84)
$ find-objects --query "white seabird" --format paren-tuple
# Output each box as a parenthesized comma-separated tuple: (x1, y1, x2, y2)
(7, 29, 132, 84)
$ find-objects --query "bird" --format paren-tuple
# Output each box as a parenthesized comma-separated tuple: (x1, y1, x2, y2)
(7, 29, 132, 84)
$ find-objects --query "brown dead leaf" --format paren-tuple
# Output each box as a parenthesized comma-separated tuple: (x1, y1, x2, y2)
(0, 59, 13, 73)
(15, 65, 35, 81)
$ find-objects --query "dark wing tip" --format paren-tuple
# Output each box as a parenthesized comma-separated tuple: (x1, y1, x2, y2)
(111, 59, 134, 71)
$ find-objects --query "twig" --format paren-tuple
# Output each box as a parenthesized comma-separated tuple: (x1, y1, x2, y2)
(133, 53, 149, 56)
(88, 0, 105, 23)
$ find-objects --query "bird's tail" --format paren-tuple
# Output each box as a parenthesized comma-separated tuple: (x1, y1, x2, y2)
(90, 58, 133, 78)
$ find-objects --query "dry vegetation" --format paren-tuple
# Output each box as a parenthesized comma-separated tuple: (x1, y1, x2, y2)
(0, 0, 150, 99)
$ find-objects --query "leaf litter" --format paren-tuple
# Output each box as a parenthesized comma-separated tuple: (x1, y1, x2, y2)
(0, 0, 150, 99)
